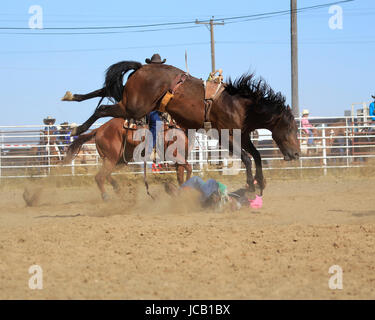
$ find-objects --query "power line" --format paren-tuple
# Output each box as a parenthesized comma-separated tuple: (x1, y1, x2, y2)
(0, 42, 210, 55)
(0, 0, 354, 32)
(0, 25, 200, 36)
(217, 39, 375, 44)
(1, 37, 373, 55)
(224, 0, 354, 24)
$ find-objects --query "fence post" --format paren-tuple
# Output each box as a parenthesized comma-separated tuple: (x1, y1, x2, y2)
(198, 134, 204, 173)
(72, 159, 75, 176)
(298, 117, 303, 171)
(47, 126, 51, 175)
(345, 117, 349, 167)
(0, 131, 2, 179)
(322, 124, 327, 175)
(223, 157, 228, 171)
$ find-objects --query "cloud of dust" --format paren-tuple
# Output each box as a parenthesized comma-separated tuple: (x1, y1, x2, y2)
(23, 186, 43, 207)
(103, 180, 203, 216)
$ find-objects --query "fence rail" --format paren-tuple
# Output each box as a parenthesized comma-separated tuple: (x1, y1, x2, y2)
(0, 116, 374, 179)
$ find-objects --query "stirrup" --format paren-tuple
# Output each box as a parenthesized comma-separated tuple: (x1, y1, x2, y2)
(204, 121, 212, 131)
(150, 148, 157, 161)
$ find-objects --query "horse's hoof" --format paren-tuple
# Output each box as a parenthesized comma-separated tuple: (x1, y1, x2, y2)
(102, 193, 109, 201)
(61, 91, 74, 101)
(70, 126, 80, 136)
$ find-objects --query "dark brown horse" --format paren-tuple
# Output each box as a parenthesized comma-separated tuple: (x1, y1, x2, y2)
(63, 117, 192, 200)
(62, 61, 300, 193)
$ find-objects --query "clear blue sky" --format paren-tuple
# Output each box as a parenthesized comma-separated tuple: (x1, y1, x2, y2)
(0, 0, 373, 125)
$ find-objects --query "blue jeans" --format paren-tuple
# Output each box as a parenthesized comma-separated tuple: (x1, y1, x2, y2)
(181, 176, 219, 202)
(147, 111, 163, 165)
(149, 111, 162, 148)
(306, 129, 314, 145)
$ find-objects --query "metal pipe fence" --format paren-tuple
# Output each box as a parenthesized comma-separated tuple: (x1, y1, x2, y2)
(0, 116, 374, 179)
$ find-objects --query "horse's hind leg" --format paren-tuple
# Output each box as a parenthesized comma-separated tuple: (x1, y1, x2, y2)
(107, 174, 121, 194)
(72, 102, 126, 136)
(95, 171, 108, 201)
(185, 163, 192, 182)
(177, 162, 192, 184)
(175, 164, 185, 185)
(62, 88, 106, 102)
(95, 158, 116, 201)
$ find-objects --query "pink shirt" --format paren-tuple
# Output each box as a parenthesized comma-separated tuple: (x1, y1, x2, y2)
(301, 117, 313, 133)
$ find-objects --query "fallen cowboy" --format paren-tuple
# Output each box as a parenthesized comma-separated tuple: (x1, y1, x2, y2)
(164, 176, 263, 211)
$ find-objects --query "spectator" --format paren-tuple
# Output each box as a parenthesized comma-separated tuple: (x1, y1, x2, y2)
(369, 94, 375, 122)
(58, 122, 72, 151)
(43, 116, 57, 131)
(69, 123, 78, 141)
(41, 116, 58, 144)
(301, 109, 315, 146)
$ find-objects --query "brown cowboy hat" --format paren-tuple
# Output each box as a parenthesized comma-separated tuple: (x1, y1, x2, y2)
(145, 53, 166, 64)
(372, 94, 375, 99)
(43, 116, 56, 125)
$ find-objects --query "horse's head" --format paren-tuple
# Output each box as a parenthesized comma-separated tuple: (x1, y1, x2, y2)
(271, 105, 300, 161)
(225, 73, 300, 160)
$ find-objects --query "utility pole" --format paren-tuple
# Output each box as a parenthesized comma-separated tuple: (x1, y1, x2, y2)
(291, 0, 300, 117)
(195, 17, 224, 73)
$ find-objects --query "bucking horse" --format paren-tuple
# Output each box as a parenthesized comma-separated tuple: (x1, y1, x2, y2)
(62, 57, 300, 195)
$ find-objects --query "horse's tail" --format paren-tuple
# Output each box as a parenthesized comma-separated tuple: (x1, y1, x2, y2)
(63, 129, 98, 164)
(104, 61, 142, 102)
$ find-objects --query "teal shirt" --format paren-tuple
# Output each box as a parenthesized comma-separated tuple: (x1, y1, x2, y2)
(370, 102, 375, 121)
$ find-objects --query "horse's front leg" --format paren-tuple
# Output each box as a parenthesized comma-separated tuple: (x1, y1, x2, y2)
(247, 139, 266, 194)
(71, 103, 126, 136)
(228, 134, 256, 192)
(240, 148, 256, 193)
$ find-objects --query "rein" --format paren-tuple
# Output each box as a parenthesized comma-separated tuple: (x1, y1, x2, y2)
(122, 123, 129, 164)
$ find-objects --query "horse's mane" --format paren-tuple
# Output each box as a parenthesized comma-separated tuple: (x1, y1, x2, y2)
(225, 73, 295, 130)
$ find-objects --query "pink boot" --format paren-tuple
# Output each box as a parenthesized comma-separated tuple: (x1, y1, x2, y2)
(249, 195, 263, 209)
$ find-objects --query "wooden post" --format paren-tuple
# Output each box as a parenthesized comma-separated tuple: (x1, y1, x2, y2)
(196, 17, 224, 73)
(291, 0, 300, 117)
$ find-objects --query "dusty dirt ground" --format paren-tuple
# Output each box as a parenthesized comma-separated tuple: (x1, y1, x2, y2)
(0, 172, 375, 300)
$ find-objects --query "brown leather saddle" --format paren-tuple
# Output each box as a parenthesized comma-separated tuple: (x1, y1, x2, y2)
(204, 80, 225, 100)
(157, 70, 226, 130)
(203, 80, 225, 130)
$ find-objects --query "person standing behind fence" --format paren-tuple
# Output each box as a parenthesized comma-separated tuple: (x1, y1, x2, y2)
(58, 122, 70, 152)
(369, 94, 375, 123)
(41, 116, 58, 144)
(301, 109, 315, 146)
